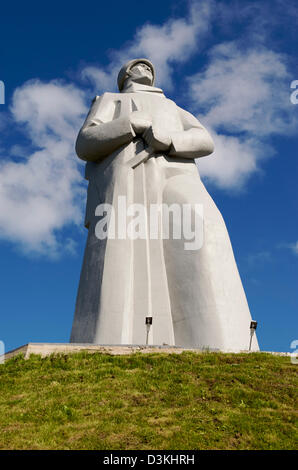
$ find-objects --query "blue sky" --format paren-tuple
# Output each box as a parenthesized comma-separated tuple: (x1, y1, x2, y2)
(0, 0, 297, 352)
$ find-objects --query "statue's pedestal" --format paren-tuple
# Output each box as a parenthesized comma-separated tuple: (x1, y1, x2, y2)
(2, 343, 289, 362)
(4, 343, 195, 361)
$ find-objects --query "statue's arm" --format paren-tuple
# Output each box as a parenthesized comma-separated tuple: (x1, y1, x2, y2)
(169, 107, 214, 159)
(76, 95, 136, 162)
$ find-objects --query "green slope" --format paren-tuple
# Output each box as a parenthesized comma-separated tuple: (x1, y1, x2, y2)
(0, 352, 297, 450)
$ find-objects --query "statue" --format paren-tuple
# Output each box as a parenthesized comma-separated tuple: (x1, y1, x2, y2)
(70, 58, 259, 351)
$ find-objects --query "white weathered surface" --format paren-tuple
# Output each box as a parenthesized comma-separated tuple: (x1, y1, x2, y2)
(70, 59, 259, 351)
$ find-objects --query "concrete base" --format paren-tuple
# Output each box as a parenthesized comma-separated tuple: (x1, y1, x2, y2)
(2, 343, 291, 362)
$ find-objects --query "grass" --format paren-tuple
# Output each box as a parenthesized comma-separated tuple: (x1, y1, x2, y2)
(0, 351, 297, 450)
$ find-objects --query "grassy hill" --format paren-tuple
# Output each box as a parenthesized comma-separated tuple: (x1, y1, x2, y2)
(0, 351, 297, 450)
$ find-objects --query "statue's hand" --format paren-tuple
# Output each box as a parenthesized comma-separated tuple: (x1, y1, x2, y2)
(129, 111, 152, 135)
(143, 126, 172, 152)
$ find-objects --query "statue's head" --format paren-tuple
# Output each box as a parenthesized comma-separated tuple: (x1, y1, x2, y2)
(117, 58, 155, 91)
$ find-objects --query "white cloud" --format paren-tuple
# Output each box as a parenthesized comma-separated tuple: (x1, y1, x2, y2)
(246, 251, 272, 267)
(0, 80, 87, 256)
(283, 241, 298, 256)
(0, 4, 216, 257)
(0, 0, 296, 256)
(291, 241, 298, 255)
(191, 43, 294, 135)
(11, 80, 86, 144)
(197, 132, 262, 189)
(9, 144, 29, 159)
(81, 0, 214, 93)
(81, 66, 114, 95)
(192, 42, 297, 188)
(82, 7, 297, 191)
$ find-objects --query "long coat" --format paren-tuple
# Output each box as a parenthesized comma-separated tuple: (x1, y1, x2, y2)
(70, 83, 259, 351)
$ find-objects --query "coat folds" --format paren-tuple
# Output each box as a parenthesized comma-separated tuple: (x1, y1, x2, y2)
(70, 85, 259, 351)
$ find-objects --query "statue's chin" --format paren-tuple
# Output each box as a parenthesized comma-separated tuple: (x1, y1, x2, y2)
(131, 76, 153, 86)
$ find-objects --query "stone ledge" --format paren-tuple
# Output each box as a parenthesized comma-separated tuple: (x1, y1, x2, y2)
(1, 343, 292, 362)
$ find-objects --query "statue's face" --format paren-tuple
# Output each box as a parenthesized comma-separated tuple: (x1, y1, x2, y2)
(128, 62, 153, 86)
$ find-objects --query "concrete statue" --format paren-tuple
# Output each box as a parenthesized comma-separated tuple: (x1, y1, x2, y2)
(70, 58, 259, 351)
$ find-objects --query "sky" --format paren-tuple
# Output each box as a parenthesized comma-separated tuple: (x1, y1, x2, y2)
(0, 0, 297, 353)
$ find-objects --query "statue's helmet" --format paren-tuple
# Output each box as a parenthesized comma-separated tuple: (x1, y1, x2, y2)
(117, 58, 155, 91)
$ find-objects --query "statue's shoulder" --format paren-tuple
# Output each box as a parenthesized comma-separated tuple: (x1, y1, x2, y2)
(92, 92, 122, 103)
(91, 95, 100, 104)
(175, 103, 202, 126)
